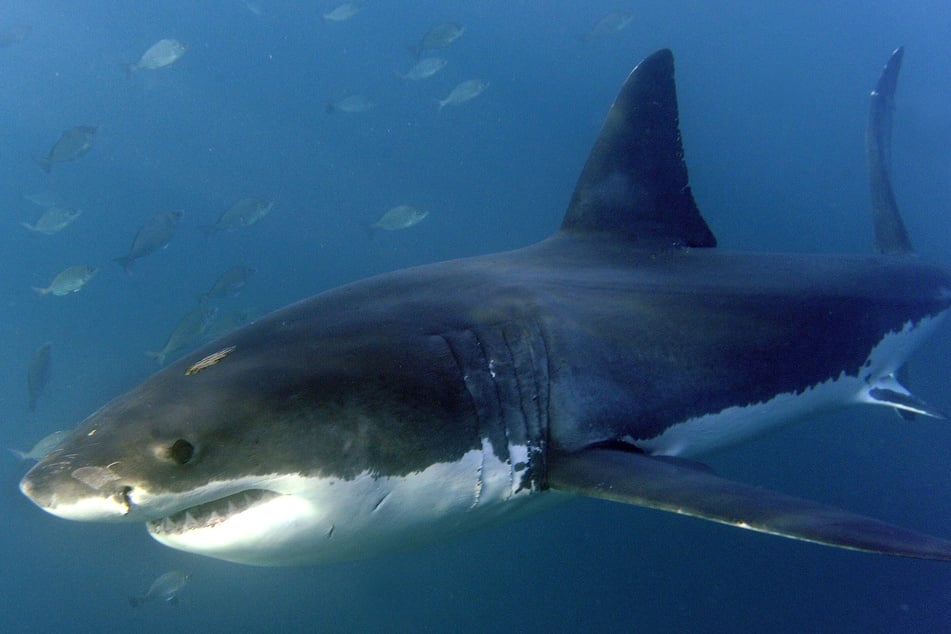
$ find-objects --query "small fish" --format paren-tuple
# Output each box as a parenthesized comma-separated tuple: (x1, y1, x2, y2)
(326, 95, 377, 114)
(437, 79, 488, 112)
(129, 570, 191, 608)
(201, 265, 256, 302)
(9, 429, 71, 461)
(367, 205, 429, 233)
(129, 39, 187, 73)
(33, 265, 98, 297)
(36, 126, 97, 173)
(27, 342, 52, 411)
(322, 3, 361, 22)
(114, 210, 184, 272)
(205, 198, 273, 234)
(397, 57, 447, 81)
(413, 23, 465, 57)
(147, 306, 219, 365)
(581, 12, 634, 42)
(21, 206, 82, 235)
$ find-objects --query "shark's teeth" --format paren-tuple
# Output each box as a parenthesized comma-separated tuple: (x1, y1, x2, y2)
(148, 489, 279, 535)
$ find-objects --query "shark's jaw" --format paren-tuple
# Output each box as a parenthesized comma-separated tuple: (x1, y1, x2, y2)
(145, 488, 281, 536)
(148, 451, 539, 566)
(145, 480, 326, 567)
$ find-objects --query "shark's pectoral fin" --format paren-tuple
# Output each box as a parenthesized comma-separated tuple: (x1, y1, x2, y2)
(548, 448, 951, 561)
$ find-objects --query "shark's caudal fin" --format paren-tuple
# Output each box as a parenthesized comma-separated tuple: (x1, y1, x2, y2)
(867, 47, 914, 255)
(560, 49, 717, 248)
(550, 449, 951, 561)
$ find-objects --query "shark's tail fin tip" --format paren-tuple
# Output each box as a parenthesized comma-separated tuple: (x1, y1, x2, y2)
(867, 47, 914, 256)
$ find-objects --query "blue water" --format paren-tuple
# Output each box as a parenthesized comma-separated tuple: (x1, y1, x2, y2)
(2, 1, 949, 631)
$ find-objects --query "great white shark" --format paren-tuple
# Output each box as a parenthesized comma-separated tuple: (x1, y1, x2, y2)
(20, 49, 951, 565)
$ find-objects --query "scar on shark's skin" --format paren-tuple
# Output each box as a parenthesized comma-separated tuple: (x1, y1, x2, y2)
(20, 48, 951, 565)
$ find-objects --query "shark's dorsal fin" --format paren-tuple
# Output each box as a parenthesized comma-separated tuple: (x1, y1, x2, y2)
(867, 47, 914, 255)
(560, 49, 716, 248)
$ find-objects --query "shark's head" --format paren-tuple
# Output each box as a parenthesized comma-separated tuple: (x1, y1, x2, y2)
(19, 300, 537, 566)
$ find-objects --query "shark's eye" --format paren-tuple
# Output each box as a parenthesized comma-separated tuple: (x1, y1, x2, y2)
(168, 439, 194, 465)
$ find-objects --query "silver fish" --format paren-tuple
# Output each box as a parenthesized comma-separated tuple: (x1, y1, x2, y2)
(368, 205, 429, 232)
(437, 79, 488, 112)
(147, 305, 219, 365)
(206, 198, 273, 234)
(201, 265, 256, 302)
(36, 126, 97, 173)
(581, 12, 634, 42)
(27, 342, 52, 411)
(129, 39, 187, 72)
(326, 95, 377, 114)
(114, 210, 184, 272)
(414, 23, 465, 57)
(398, 57, 447, 81)
(322, 3, 361, 22)
(129, 570, 191, 608)
(9, 430, 71, 462)
(21, 206, 82, 235)
(32, 265, 98, 297)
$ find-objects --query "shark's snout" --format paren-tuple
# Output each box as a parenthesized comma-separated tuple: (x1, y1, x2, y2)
(20, 461, 133, 521)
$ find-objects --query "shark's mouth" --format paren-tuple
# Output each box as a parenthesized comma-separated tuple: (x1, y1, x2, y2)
(147, 489, 280, 535)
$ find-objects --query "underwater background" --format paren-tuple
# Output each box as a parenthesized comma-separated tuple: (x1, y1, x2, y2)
(1, 1, 949, 631)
